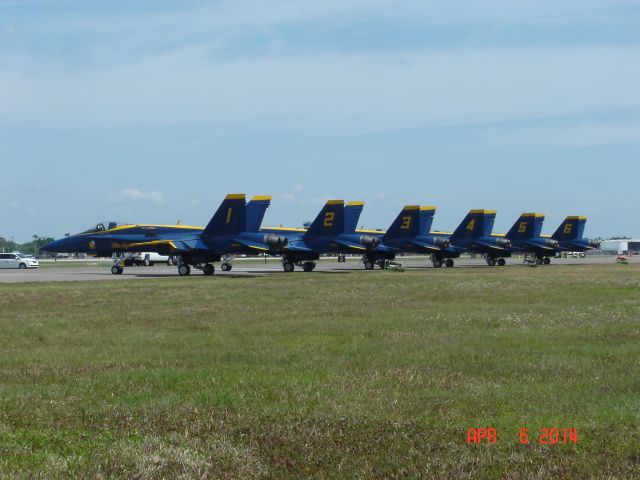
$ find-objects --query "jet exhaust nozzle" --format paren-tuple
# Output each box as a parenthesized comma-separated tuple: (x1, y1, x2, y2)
(359, 235, 381, 248)
(589, 240, 601, 249)
(434, 237, 450, 248)
(263, 234, 288, 248)
(546, 238, 560, 248)
(496, 238, 511, 248)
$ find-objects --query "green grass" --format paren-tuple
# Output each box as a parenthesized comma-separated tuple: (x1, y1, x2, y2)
(1, 265, 639, 478)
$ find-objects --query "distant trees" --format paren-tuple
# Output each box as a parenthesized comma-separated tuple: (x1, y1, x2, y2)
(0, 235, 55, 255)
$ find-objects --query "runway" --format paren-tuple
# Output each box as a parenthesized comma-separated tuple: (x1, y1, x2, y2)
(0, 255, 631, 283)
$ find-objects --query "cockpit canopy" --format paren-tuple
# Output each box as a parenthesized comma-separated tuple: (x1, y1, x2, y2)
(83, 221, 131, 233)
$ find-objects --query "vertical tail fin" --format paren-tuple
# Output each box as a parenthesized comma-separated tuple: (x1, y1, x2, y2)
(451, 210, 496, 240)
(305, 200, 345, 237)
(246, 195, 272, 232)
(344, 201, 365, 233)
(383, 205, 421, 239)
(552, 216, 586, 241)
(418, 206, 436, 235)
(506, 213, 544, 240)
(202, 194, 246, 236)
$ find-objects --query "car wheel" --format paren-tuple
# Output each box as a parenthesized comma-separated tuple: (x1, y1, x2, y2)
(19, 263, 27, 269)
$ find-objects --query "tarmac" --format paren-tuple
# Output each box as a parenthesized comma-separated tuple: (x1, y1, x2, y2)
(0, 255, 632, 283)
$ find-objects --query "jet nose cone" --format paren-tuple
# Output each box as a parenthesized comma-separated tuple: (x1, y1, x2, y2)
(41, 239, 64, 252)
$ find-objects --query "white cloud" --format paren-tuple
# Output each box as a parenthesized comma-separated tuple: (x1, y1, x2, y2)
(3, 45, 640, 133)
(118, 188, 164, 204)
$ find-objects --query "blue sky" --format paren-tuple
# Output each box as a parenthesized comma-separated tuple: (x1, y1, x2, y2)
(1, 0, 639, 241)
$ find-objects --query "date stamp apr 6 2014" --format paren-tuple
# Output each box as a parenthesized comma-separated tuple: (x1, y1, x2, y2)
(467, 427, 579, 445)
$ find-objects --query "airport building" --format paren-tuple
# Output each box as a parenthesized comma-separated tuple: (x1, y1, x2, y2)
(599, 239, 640, 255)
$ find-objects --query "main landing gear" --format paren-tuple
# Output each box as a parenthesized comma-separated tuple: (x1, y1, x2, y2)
(486, 256, 507, 267)
(281, 258, 317, 272)
(430, 255, 454, 268)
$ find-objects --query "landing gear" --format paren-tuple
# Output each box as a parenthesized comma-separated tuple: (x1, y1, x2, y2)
(486, 256, 497, 267)
(377, 260, 387, 269)
(178, 264, 191, 276)
(337, 254, 346, 263)
(220, 255, 233, 272)
(202, 264, 215, 275)
(111, 266, 123, 275)
(543, 257, 551, 265)
(302, 261, 316, 272)
(432, 258, 443, 268)
(535, 257, 543, 266)
(497, 258, 506, 266)
(283, 261, 295, 272)
(445, 259, 455, 268)
(364, 261, 374, 270)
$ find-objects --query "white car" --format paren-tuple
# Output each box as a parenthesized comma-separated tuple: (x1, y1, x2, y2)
(0, 253, 39, 269)
(123, 252, 174, 266)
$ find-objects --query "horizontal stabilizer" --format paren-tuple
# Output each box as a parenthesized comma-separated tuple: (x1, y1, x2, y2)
(408, 240, 442, 252)
(231, 237, 270, 251)
(523, 240, 556, 251)
(472, 239, 509, 251)
(331, 239, 367, 251)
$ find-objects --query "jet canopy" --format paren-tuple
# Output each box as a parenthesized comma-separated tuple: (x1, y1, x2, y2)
(83, 221, 131, 233)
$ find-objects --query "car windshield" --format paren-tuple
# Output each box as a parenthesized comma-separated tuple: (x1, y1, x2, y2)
(83, 221, 131, 233)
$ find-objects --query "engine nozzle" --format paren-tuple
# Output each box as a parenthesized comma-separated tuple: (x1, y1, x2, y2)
(263, 234, 288, 248)
(495, 237, 511, 248)
(589, 239, 601, 249)
(433, 237, 450, 248)
(359, 235, 381, 248)
(546, 238, 560, 248)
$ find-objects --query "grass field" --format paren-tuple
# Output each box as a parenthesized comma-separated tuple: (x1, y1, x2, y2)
(1, 265, 639, 478)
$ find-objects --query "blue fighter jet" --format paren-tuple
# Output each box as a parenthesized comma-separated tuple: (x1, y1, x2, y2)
(503, 213, 559, 265)
(258, 200, 380, 272)
(430, 210, 512, 267)
(349, 205, 450, 269)
(42, 194, 287, 276)
(549, 216, 600, 256)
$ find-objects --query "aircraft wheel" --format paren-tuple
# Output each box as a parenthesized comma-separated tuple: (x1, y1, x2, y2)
(364, 261, 374, 270)
(283, 262, 295, 272)
(432, 258, 443, 268)
(497, 258, 506, 266)
(302, 261, 315, 272)
(203, 264, 215, 275)
(221, 263, 232, 272)
(487, 257, 496, 267)
(178, 264, 191, 276)
(111, 266, 123, 275)
(543, 257, 551, 265)
(535, 257, 543, 265)
(445, 259, 454, 268)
